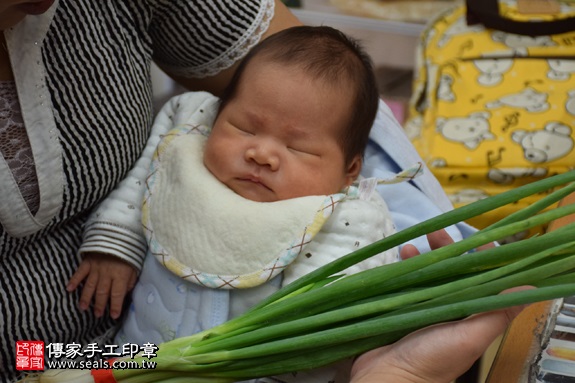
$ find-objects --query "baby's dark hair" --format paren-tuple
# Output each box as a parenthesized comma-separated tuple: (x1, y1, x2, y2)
(219, 25, 379, 166)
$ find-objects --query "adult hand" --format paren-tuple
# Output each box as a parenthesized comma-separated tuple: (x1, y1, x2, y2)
(400, 229, 455, 260)
(350, 295, 528, 383)
(67, 253, 137, 319)
(401, 229, 495, 260)
(352, 230, 521, 383)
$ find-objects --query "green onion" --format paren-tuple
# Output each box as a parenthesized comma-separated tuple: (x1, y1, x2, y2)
(31, 171, 575, 383)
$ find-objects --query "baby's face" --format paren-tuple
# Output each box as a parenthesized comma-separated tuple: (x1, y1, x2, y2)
(203, 61, 360, 202)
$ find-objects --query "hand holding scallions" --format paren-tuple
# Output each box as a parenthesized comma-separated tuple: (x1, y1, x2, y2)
(350, 287, 530, 383)
(350, 229, 529, 383)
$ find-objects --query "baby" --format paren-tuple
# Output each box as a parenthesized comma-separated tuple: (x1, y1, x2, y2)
(73, 25, 419, 382)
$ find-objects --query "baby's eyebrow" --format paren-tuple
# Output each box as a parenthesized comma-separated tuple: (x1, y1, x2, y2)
(244, 111, 261, 126)
(283, 124, 309, 140)
(246, 110, 309, 139)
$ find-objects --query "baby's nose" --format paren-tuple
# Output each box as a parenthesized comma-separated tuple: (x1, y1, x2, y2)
(245, 146, 279, 171)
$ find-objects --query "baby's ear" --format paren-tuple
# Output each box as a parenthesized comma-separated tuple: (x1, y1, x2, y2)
(344, 155, 363, 186)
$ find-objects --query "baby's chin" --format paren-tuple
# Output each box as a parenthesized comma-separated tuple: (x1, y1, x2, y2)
(235, 189, 337, 202)
(235, 191, 278, 203)
(225, 179, 342, 202)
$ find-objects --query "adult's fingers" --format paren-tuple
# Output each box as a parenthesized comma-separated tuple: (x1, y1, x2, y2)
(400, 229, 455, 260)
(427, 229, 455, 250)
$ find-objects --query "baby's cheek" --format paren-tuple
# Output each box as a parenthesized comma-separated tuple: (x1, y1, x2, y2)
(203, 148, 222, 178)
(286, 175, 330, 199)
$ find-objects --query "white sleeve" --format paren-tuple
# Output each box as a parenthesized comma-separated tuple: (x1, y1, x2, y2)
(79, 92, 219, 271)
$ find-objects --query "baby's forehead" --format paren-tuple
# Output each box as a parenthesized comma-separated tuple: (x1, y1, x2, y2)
(250, 55, 353, 86)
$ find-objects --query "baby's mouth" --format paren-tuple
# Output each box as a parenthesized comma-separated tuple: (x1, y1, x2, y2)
(239, 176, 272, 191)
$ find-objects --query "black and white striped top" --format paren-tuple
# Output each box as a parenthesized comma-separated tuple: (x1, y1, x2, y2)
(0, 1, 272, 381)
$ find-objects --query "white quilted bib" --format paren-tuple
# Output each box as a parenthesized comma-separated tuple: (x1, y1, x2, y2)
(143, 126, 344, 289)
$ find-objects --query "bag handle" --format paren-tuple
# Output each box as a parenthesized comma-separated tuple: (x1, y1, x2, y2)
(466, 0, 575, 36)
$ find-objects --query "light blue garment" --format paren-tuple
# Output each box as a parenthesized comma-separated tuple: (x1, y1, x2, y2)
(115, 252, 232, 345)
(362, 101, 476, 253)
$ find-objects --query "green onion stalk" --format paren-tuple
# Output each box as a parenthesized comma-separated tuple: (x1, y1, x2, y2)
(30, 171, 575, 383)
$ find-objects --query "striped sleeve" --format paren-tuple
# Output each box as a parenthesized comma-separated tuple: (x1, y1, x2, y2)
(80, 222, 148, 270)
(150, 0, 274, 78)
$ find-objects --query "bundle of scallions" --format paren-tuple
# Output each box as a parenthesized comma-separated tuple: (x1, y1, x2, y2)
(32, 171, 575, 383)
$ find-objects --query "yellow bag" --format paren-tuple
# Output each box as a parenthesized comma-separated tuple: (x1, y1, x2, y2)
(406, 0, 575, 240)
